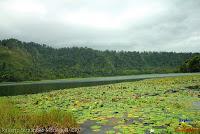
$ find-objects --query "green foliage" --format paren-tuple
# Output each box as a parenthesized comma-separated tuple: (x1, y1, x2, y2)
(0, 99, 23, 129)
(0, 99, 78, 133)
(180, 55, 200, 72)
(10, 75, 200, 133)
(0, 38, 197, 82)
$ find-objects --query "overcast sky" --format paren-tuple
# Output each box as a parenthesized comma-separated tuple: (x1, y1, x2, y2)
(0, 0, 200, 52)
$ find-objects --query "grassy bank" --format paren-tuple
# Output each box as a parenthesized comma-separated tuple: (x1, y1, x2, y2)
(0, 75, 200, 133)
(0, 99, 78, 134)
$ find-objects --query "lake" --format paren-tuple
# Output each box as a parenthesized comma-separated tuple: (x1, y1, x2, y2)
(0, 73, 199, 96)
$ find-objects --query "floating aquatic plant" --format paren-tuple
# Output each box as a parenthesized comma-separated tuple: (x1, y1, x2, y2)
(2, 75, 200, 133)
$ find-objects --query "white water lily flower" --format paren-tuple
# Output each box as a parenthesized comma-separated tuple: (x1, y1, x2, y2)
(150, 129, 154, 133)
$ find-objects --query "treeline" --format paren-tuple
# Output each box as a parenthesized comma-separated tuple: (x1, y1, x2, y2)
(180, 55, 200, 73)
(0, 38, 198, 82)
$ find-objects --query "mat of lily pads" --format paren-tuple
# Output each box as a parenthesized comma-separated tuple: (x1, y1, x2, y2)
(5, 75, 200, 133)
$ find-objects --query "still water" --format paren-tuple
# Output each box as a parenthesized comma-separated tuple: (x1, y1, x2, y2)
(0, 73, 198, 96)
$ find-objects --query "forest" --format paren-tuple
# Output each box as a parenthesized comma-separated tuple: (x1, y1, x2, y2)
(0, 38, 199, 82)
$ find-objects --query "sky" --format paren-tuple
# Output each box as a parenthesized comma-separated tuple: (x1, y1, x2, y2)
(0, 0, 200, 52)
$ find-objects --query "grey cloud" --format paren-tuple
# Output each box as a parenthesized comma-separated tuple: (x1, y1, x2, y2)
(0, 0, 199, 52)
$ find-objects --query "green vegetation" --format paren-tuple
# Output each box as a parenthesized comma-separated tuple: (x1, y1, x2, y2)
(0, 38, 198, 82)
(180, 55, 200, 73)
(1, 75, 199, 133)
(0, 99, 78, 134)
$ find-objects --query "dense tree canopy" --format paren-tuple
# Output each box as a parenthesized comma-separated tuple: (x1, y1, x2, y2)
(180, 55, 200, 73)
(0, 39, 198, 82)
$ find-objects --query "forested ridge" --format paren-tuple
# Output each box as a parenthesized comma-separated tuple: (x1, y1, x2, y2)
(0, 38, 198, 82)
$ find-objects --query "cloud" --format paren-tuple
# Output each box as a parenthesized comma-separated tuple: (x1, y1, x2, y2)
(0, 0, 199, 52)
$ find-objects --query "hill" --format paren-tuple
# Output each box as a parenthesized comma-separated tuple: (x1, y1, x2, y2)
(0, 38, 198, 82)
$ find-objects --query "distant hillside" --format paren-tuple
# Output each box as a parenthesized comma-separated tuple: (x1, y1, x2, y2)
(0, 38, 198, 82)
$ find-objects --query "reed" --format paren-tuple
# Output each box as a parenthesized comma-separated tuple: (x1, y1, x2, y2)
(0, 99, 78, 134)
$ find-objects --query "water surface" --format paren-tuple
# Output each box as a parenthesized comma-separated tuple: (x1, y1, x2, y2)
(0, 73, 199, 96)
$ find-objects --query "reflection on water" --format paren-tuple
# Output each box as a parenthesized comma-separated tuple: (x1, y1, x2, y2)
(0, 80, 139, 96)
(0, 73, 198, 96)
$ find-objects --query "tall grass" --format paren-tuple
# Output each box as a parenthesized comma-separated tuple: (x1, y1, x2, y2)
(0, 99, 23, 129)
(0, 99, 78, 133)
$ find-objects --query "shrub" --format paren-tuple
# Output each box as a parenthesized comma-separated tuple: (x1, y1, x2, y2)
(180, 55, 200, 73)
